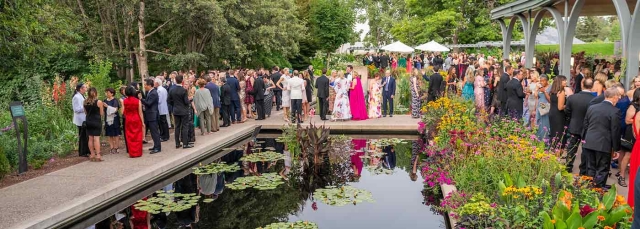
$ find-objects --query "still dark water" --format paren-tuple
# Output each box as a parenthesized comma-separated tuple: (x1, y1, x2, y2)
(93, 137, 446, 229)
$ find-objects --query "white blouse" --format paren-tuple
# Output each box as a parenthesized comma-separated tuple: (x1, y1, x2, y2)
(72, 93, 86, 126)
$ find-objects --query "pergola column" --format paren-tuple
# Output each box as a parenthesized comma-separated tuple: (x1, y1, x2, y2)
(612, 0, 634, 88)
(626, 1, 640, 85)
(530, 7, 565, 70)
(498, 19, 510, 61)
(560, 0, 585, 77)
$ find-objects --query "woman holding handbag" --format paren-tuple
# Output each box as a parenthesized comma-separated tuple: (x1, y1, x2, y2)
(535, 75, 551, 142)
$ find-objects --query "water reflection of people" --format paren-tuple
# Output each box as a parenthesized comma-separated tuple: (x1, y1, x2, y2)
(382, 145, 396, 169)
(175, 174, 200, 228)
(129, 201, 151, 229)
(280, 145, 292, 179)
(410, 140, 423, 181)
(350, 140, 366, 180)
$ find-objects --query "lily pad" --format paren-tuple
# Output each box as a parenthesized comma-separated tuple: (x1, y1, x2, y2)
(366, 166, 394, 175)
(193, 162, 241, 175)
(313, 186, 375, 206)
(226, 173, 285, 190)
(134, 191, 201, 214)
(257, 221, 318, 229)
(240, 151, 285, 163)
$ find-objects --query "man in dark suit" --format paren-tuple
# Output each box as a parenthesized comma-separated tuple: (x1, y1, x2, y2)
(168, 75, 192, 149)
(574, 67, 586, 93)
(379, 53, 389, 69)
(204, 74, 221, 132)
(373, 53, 381, 68)
(582, 87, 622, 188)
(565, 78, 595, 174)
(426, 65, 445, 102)
(316, 68, 330, 120)
(253, 72, 266, 120)
(432, 53, 444, 69)
(498, 66, 513, 116)
(506, 69, 526, 119)
(270, 67, 282, 111)
(382, 70, 396, 117)
(220, 77, 232, 127)
(141, 79, 161, 153)
(226, 70, 241, 124)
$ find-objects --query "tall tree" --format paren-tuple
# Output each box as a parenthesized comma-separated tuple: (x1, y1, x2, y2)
(576, 16, 610, 42)
(309, 0, 356, 67)
(356, 0, 404, 46)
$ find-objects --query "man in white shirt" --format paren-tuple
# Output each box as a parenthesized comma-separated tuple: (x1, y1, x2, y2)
(287, 74, 306, 124)
(72, 83, 89, 157)
(155, 78, 170, 141)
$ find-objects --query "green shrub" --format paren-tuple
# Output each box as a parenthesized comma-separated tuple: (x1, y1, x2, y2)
(0, 146, 10, 179)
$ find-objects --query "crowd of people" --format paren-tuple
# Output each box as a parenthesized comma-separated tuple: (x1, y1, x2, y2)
(70, 65, 406, 161)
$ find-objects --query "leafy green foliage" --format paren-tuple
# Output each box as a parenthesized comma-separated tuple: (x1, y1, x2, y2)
(192, 162, 241, 175)
(0, 146, 10, 179)
(313, 186, 375, 206)
(226, 173, 285, 190)
(309, 0, 357, 54)
(134, 190, 201, 214)
(257, 221, 318, 229)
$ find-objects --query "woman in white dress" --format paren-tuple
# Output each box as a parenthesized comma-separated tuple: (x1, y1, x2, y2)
(331, 71, 351, 121)
(276, 68, 292, 121)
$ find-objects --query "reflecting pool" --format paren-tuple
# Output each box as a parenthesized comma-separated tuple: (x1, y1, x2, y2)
(93, 136, 447, 229)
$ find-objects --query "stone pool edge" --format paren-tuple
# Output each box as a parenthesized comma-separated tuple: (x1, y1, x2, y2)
(441, 184, 458, 227)
(15, 125, 257, 229)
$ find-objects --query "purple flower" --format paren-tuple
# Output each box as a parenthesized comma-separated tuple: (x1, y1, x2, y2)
(581, 140, 586, 144)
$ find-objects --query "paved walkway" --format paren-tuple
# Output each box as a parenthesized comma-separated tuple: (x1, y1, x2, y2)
(0, 111, 418, 229)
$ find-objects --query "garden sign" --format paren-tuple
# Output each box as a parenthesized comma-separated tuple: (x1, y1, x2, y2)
(9, 101, 28, 174)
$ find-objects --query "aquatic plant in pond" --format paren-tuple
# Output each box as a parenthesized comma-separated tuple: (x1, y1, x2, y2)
(192, 162, 241, 175)
(133, 190, 200, 214)
(226, 173, 285, 190)
(257, 221, 318, 229)
(313, 186, 374, 206)
(366, 165, 394, 175)
(240, 151, 286, 163)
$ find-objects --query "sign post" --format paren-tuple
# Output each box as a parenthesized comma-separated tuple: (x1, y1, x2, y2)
(9, 101, 28, 174)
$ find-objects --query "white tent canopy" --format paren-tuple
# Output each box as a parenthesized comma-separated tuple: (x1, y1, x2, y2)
(380, 41, 414, 53)
(415, 40, 450, 52)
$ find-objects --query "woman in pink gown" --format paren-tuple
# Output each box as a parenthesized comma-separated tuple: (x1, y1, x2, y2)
(349, 72, 368, 120)
(473, 72, 487, 111)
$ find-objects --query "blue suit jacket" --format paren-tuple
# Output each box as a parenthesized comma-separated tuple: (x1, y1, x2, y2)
(205, 82, 221, 108)
(141, 88, 159, 121)
(226, 76, 241, 101)
(382, 76, 396, 97)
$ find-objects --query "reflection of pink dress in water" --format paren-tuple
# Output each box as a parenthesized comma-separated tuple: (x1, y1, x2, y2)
(351, 139, 367, 175)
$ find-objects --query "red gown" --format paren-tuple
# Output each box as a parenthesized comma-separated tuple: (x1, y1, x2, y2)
(123, 97, 143, 158)
(629, 115, 640, 207)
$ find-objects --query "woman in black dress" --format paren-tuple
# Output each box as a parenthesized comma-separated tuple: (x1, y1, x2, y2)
(103, 88, 121, 154)
(303, 71, 313, 120)
(84, 87, 104, 162)
(119, 86, 128, 153)
(548, 75, 567, 146)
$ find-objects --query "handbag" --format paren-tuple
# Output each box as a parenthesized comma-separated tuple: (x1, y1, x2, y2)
(538, 102, 550, 116)
(621, 112, 638, 150)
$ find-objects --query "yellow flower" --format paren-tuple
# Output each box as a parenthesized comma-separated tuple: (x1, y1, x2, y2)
(597, 215, 605, 221)
(578, 227, 585, 229)
(551, 219, 556, 224)
(604, 226, 613, 229)
(616, 195, 626, 205)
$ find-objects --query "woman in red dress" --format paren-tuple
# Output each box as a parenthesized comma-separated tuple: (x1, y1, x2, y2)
(123, 86, 144, 158)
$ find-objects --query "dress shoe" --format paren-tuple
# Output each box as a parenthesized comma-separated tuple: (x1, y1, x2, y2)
(383, 115, 387, 117)
(150, 150, 161, 154)
(183, 144, 194, 149)
(390, 115, 393, 117)
(176, 144, 182, 149)
(148, 147, 155, 151)
(161, 139, 169, 142)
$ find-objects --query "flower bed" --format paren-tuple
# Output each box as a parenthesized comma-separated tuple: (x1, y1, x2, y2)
(419, 96, 633, 229)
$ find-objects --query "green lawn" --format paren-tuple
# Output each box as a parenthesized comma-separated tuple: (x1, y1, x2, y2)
(535, 43, 614, 55)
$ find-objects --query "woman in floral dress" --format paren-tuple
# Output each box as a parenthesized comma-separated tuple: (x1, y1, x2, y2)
(263, 77, 276, 117)
(368, 72, 382, 119)
(331, 71, 351, 121)
(473, 70, 486, 110)
(410, 69, 422, 118)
